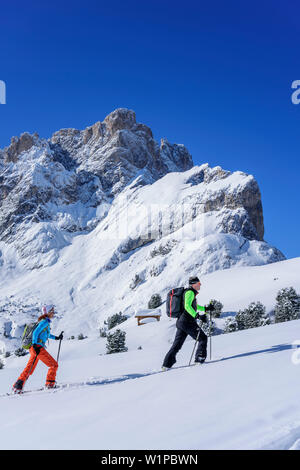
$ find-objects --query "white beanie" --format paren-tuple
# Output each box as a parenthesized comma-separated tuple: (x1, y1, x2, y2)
(42, 304, 55, 315)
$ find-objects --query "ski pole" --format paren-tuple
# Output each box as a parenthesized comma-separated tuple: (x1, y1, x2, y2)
(27, 350, 39, 378)
(56, 331, 64, 362)
(188, 326, 201, 366)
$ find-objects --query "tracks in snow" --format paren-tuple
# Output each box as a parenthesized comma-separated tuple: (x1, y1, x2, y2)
(0, 361, 215, 398)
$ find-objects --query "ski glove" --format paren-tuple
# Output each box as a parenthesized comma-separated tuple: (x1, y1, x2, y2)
(55, 332, 64, 341)
(205, 303, 214, 312)
(196, 313, 207, 323)
(33, 344, 42, 355)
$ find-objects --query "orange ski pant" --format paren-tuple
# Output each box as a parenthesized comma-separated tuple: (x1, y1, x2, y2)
(18, 346, 58, 385)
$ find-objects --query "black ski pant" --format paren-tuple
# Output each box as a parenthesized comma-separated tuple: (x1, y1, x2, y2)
(162, 316, 207, 368)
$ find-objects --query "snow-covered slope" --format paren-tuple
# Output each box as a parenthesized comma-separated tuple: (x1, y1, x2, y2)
(0, 257, 299, 449)
(0, 253, 297, 355)
(1, 313, 300, 450)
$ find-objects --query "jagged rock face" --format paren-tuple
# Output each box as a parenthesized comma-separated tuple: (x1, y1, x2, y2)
(0, 108, 283, 271)
(49, 108, 193, 194)
(201, 171, 264, 241)
(1, 132, 40, 163)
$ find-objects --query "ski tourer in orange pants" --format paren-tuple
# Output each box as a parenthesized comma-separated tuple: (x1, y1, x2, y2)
(13, 304, 63, 393)
(17, 345, 58, 386)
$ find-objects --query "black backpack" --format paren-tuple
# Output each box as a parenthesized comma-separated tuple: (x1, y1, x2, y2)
(166, 287, 187, 318)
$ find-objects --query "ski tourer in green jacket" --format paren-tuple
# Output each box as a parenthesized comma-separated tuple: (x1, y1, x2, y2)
(162, 275, 214, 368)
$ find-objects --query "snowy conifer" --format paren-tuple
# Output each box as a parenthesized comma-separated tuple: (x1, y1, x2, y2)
(235, 310, 247, 331)
(224, 316, 238, 333)
(148, 293, 162, 309)
(236, 301, 268, 330)
(106, 329, 128, 354)
(105, 312, 128, 330)
(99, 327, 107, 338)
(275, 287, 300, 323)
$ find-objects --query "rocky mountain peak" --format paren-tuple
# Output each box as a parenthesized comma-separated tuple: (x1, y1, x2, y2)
(2, 132, 40, 163)
(48, 108, 193, 194)
(103, 108, 137, 135)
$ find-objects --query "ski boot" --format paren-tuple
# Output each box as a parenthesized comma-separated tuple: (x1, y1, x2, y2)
(161, 366, 170, 372)
(194, 356, 206, 365)
(12, 379, 24, 394)
(45, 380, 59, 390)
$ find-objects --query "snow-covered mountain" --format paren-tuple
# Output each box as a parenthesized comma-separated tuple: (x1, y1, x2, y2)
(0, 108, 286, 341)
(0, 108, 192, 267)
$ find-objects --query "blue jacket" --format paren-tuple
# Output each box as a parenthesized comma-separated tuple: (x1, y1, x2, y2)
(32, 318, 56, 347)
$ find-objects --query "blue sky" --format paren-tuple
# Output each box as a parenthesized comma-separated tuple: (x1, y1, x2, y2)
(0, 0, 299, 258)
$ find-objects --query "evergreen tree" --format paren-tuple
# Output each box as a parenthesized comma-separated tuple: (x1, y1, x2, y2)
(148, 293, 162, 309)
(275, 287, 300, 323)
(0, 358, 4, 370)
(235, 301, 269, 330)
(224, 316, 238, 333)
(106, 329, 128, 354)
(99, 327, 107, 338)
(235, 310, 247, 331)
(105, 312, 128, 330)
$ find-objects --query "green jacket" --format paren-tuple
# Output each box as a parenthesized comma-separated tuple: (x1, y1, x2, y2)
(184, 288, 206, 319)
